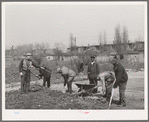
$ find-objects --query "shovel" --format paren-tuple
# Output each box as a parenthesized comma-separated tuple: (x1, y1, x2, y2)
(30, 71, 41, 79)
(108, 80, 116, 109)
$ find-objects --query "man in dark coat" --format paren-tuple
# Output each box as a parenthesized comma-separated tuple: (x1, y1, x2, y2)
(87, 55, 100, 93)
(19, 53, 42, 94)
(111, 58, 128, 107)
(38, 65, 52, 88)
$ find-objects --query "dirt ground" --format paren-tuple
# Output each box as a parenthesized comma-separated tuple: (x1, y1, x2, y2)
(5, 70, 144, 109)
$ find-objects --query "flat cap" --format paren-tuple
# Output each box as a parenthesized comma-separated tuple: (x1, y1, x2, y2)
(90, 55, 96, 58)
(26, 53, 32, 56)
(56, 68, 61, 73)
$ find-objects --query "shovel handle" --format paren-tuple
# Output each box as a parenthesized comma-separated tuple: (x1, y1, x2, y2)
(108, 88, 115, 109)
(108, 80, 116, 109)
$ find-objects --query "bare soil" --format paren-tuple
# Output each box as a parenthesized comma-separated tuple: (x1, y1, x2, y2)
(5, 71, 144, 109)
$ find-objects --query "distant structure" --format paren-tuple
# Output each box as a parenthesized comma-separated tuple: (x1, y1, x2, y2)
(67, 41, 144, 53)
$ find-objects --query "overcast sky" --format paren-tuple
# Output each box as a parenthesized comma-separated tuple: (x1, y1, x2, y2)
(3, 2, 146, 50)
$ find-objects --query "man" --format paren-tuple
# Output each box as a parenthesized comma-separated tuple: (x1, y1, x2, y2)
(57, 66, 76, 94)
(111, 58, 128, 107)
(19, 53, 42, 94)
(38, 64, 52, 88)
(98, 71, 115, 102)
(87, 55, 100, 93)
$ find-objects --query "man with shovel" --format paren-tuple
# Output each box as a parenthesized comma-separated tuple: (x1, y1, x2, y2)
(19, 53, 44, 94)
(111, 58, 128, 107)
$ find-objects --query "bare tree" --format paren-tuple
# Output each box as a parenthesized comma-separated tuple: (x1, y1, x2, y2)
(103, 30, 107, 51)
(53, 42, 66, 62)
(40, 42, 49, 55)
(98, 31, 103, 52)
(69, 33, 86, 73)
(114, 24, 122, 54)
(34, 42, 49, 55)
(103, 30, 107, 45)
(32, 42, 49, 65)
(122, 25, 128, 51)
(69, 33, 76, 52)
(15, 43, 33, 56)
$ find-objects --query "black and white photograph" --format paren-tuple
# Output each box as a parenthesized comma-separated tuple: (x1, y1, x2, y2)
(2, 1, 148, 120)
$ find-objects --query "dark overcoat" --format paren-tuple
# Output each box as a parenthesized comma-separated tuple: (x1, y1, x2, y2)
(87, 62, 100, 79)
(39, 67, 52, 88)
(113, 62, 128, 85)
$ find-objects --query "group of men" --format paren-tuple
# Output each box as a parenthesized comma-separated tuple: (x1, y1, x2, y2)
(88, 55, 128, 106)
(56, 55, 128, 107)
(19, 52, 128, 107)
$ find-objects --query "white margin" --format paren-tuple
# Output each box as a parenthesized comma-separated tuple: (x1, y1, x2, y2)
(2, 1, 148, 120)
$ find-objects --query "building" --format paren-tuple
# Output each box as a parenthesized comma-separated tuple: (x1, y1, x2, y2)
(67, 42, 139, 53)
(123, 50, 139, 62)
(67, 41, 144, 63)
(133, 41, 144, 63)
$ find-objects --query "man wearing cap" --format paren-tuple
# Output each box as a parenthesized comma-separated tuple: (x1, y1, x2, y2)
(19, 53, 42, 94)
(87, 55, 100, 93)
(57, 66, 76, 94)
(111, 58, 128, 107)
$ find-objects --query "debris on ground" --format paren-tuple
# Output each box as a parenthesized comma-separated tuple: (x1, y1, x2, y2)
(30, 84, 43, 92)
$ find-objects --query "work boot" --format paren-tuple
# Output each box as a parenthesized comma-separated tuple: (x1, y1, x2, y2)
(117, 104, 126, 107)
(117, 101, 126, 107)
(122, 104, 126, 107)
(102, 94, 107, 98)
(69, 90, 73, 94)
(66, 90, 73, 94)
(118, 101, 121, 105)
(66, 90, 69, 93)
(21, 92, 24, 94)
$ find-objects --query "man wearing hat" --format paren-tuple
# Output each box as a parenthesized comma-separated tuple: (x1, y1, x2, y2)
(19, 53, 42, 94)
(87, 55, 100, 93)
(111, 58, 128, 107)
(57, 66, 76, 94)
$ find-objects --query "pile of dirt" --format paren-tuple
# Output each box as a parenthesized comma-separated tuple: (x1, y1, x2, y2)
(30, 84, 43, 92)
(5, 89, 108, 109)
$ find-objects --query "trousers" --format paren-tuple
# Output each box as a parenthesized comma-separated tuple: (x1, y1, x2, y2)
(119, 81, 127, 105)
(21, 71, 30, 93)
(67, 76, 75, 92)
(88, 76, 98, 93)
(105, 81, 113, 102)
